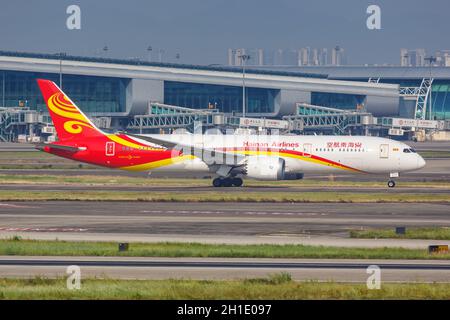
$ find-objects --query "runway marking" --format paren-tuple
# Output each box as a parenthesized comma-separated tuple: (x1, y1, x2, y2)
(0, 203, 38, 209)
(139, 210, 324, 216)
(0, 227, 88, 232)
(2, 258, 450, 271)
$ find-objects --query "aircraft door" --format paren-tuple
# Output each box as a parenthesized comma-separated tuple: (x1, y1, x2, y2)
(379, 144, 389, 159)
(303, 143, 312, 158)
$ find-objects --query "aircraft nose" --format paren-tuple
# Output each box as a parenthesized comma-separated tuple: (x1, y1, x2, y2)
(417, 156, 426, 169)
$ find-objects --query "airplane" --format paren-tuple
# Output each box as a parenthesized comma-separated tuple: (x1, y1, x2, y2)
(35, 79, 426, 188)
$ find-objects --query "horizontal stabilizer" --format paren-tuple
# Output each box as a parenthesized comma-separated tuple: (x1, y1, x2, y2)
(34, 143, 86, 153)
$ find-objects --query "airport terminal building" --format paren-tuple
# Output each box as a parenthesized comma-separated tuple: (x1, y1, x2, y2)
(255, 65, 450, 121)
(0, 51, 448, 141)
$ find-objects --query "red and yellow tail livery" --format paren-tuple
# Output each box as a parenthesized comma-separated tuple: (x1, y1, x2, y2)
(37, 79, 104, 141)
(36, 79, 185, 170)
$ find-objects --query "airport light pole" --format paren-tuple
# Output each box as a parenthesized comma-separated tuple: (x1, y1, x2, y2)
(2, 71, 5, 107)
(158, 49, 165, 63)
(58, 52, 66, 89)
(147, 46, 153, 62)
(238, 54, 250, 118)
(103, 46, 109, 57)
(425, 55, 437, 120)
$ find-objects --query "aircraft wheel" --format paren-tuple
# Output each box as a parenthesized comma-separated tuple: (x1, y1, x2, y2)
(387, 180, 396, 188)
(212, 178, 223, 187)
(232, 177, 243, 187)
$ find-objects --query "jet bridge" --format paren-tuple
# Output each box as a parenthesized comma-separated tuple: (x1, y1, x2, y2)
(283, 103, 373, 135)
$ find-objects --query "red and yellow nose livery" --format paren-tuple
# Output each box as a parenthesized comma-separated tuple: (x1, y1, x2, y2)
(37, 79, 188, 170)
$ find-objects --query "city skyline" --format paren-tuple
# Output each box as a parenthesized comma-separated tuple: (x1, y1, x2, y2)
(227, 47, 346, 66)
(0, 0, 449, 66)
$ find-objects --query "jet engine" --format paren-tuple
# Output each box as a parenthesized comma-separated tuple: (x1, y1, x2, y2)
(244, 156, 285, 180)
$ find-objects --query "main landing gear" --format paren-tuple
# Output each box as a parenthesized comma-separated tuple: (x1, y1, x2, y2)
(212, 177, 243, 187)
(387, 180, 396, 188)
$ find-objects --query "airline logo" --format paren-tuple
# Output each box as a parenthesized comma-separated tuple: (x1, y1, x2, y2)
(47, 92, 94, 135)
(327, 141, 363, 148)
(243, 141, 300, 148)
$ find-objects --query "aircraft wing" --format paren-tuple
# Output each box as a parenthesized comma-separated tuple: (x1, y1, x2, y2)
(125, 133, 245, 166)
(125, 133, 178, 149)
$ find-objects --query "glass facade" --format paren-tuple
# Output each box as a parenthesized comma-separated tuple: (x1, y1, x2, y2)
(0, 70, 127, 113)
(311, 92, 366, 110)
(431, 83, 450, 120)
(164, 81, 278, 114)
(379, 79, 450, 120)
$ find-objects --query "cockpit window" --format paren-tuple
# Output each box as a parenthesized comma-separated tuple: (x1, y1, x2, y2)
(409, 148, 417, 153)
(403, 148, 411, 153)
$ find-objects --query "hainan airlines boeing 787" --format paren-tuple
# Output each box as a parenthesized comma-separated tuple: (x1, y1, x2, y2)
(36, 79, 426, 188)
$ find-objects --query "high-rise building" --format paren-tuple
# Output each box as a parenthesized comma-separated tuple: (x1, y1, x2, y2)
(435, 50, 450, 67)
(400, 48, 409, 66)
(273, 49, 284, 66)
(227, 48, 234, 66)
(331, 46, 345, 66)
(318, 48, 328, 66)
(227, 48, 264, 66)
(228, 47, 346, 66)
(299, 47, 309, 66)
(311, 48, 319, 66)
(414, 49, 426, 66)
(284, 49, 299, 66)
(263, 50, 274, 66)
(400, 49, 426, 66)
(257, 49, 264, 66)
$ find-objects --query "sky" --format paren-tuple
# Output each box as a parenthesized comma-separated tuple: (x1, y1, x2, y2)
(0, 0, 449, 65)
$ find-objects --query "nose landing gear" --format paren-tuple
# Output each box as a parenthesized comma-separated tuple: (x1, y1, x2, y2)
(388, 172, 399, 188)
(212, 177, 243, 187)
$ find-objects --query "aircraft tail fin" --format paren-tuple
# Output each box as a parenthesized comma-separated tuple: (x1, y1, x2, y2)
(36, 79, 104, 141)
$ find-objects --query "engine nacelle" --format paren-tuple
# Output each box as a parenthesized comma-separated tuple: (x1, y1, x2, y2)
(283, 172, 304, 180)
(244, 156, 285, 180)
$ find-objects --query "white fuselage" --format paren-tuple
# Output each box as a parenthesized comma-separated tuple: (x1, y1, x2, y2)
(142, 134, 426, 176)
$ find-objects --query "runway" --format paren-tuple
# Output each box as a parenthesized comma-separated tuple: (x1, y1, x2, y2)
(0, 143, 449, 284)
(1, 157, 449, 181)
(0, 183, 448, 193)
(1, 201, 450, 247)
(1, 256, 449, 282)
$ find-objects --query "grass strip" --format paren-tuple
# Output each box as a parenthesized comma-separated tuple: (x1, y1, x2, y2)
(1, 174, 449, 188)
(0, 190, 448, 202)
(351, 227, 450, 240)
(1, 277, 450, 299)
(0, 239, 449, 260)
